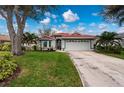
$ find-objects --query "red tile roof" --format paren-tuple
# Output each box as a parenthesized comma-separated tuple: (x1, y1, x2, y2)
(53, 32, 70, 37)
(55, 32, 96, 39)
(39, 35, 55, 40)
(0, 35, 10, 41)
(39, 32, 96, 40)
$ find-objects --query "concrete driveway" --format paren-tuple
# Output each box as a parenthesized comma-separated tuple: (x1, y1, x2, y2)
(68, 51, 124, 87)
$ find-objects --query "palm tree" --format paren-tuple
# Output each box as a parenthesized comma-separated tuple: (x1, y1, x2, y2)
(102, 5, 124, 26)
(95, 31, 122, 53)
(30, 33, 38, 44)
(22, 32, 38, 46)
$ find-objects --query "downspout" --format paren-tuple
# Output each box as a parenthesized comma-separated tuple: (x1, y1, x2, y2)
(64, 39, 66, 51)
(90, 40, 92, 50)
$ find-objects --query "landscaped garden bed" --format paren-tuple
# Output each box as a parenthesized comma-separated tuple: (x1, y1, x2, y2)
(0, 52, 20, 86)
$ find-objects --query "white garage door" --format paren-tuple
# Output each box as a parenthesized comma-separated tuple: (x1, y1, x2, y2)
(65, 40, 91, 51)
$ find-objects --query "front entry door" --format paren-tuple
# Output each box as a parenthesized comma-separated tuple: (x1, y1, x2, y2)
(56, 39, 61, 50)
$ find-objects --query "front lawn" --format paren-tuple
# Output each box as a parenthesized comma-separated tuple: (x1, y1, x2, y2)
(7, 51, 82, 87)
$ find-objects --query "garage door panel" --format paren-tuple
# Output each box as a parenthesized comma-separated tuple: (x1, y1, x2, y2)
(65, 41, 90, 51)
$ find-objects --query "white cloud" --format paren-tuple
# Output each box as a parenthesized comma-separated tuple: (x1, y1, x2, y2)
(25, 23, 29, 31)
(117, 27, 124, 33)
(25, 23, 29, 27)
(77, 26, 85, 31)
(44, 12, 51, 17)
(92, 12, 99, 16)
(52, 25, 57, 28)
(98, 23, 107, 29)
(51, 27, 62, 33)
(112, 23, 117, 26)
(44, 12, 57, 19)
(74, 26, 85, 32)
(51, 14, 57, 19)
(40, 17, 50, 25)
(98, 23, 108, 32)
(88, 30, 94, 32)
(89, 22, 96, 27)
(59, 24, 68, 29)
(62, 9, 79, 22)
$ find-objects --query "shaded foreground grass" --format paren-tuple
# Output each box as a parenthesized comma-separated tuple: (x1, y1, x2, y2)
(8, 51, 82, 87)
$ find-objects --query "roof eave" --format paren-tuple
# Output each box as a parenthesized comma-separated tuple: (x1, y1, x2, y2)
(60, 37, 96, 39)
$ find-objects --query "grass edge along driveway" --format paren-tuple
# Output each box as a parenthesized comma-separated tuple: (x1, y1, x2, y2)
(96, 51, 124, 60)
(8, 51, 82, 87)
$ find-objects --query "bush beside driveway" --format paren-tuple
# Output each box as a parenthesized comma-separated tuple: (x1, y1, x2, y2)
(96, 51, 124, 60)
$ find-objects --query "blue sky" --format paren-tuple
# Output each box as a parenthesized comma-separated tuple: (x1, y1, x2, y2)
(0, 5, 124, 35)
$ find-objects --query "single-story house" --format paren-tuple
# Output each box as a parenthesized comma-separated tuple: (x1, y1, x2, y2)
(39, 32, 96, 51)
(0, 35, 10, 44)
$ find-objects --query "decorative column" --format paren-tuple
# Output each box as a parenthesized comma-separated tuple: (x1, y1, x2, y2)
(47, 41, 49, 48)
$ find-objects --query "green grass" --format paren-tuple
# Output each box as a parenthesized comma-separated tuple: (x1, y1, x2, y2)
(7, 51, 82, 87)
(104, 53, 124, 59)
(96, 51, 124, 59)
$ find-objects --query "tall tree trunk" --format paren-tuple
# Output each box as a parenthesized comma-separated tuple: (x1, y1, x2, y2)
(6, 20, 17, 55)
(14, 36, 23, 55)
(8, 31, 23, 56)
(6, 23, 22, 55)
(14, 27, 24, 55)
(6, 7, 27, 55)
(11, 36, 16, 55)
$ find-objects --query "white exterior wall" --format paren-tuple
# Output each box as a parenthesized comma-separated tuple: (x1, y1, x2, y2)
(47, 41, 49, 48)
(41, 41, 44, 48)
(91, 40, 95, 49)
(51, 40, 56, 48)
(61, 40, 65, 51)
(39, 39, 95, 51)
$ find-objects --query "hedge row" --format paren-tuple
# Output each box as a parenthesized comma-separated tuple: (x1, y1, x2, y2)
(0, 44, 11, 51)
(0, 52, 17, 80)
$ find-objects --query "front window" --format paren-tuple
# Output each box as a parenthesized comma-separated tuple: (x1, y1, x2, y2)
(49, 41, 51, 47)
(43, 41, 47, 47)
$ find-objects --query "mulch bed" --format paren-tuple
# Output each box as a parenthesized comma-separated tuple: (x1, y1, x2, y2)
(0, 66, 21, 87)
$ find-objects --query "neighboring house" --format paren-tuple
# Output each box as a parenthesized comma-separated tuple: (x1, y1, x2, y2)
(39, 32, 96, 51)
(116, 33, 124, 48)
(0, 35, 10, 44)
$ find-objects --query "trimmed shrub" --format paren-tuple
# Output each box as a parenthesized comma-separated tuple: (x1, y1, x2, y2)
(0, 44, 3, 51)
(0, 52, 17, 80)
(95, 44, 122, 54)
(0, 44, 11, 51)
(2, 44, 11, 51)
